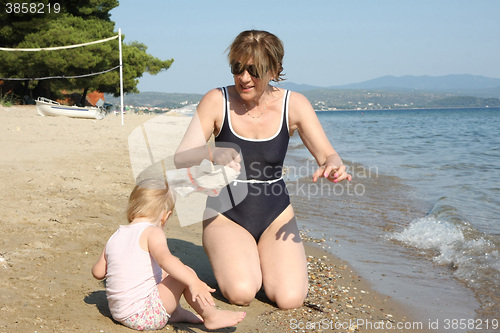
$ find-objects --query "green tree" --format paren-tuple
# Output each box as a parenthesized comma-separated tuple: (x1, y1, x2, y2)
(0, 0, 173, 103)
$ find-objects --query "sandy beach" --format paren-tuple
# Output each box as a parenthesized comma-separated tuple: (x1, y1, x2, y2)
(0, 105, 432, 333)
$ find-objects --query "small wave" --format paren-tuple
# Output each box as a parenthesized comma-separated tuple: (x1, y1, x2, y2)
(400, 164, 425, 169)
(388, 215, 500, 317)
(389, 217, 464, 255)
(389, 216, 500, 282)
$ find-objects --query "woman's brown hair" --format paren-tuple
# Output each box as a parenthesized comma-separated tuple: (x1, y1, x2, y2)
(228, 30, 285, 82)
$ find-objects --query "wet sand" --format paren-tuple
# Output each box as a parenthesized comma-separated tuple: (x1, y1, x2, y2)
(0, 105, 432, 332)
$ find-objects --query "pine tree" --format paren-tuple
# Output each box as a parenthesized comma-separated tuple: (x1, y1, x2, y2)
(0, 0, 173, 102)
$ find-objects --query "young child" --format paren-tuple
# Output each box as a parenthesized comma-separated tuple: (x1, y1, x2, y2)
(91, 178, 246, 331)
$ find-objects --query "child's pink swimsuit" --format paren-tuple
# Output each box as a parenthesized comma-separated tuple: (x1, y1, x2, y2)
(105, 222, 170, 330)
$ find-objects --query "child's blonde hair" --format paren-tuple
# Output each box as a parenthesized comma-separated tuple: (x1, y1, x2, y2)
(127, 179, 175, 223)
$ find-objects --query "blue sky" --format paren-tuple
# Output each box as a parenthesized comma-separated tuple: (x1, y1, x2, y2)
(110, 0, 500, 94)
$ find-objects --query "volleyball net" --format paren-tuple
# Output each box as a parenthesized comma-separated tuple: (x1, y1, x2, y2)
(0, 34, 120, 81)
(0, 30, 125, 124)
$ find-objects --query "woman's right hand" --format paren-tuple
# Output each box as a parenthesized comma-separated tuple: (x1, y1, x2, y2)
(212, 147, 241, 171)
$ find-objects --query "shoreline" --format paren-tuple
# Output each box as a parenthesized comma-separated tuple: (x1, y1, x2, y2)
(314, 106, 500, 112)
(0, 106, 432, 332)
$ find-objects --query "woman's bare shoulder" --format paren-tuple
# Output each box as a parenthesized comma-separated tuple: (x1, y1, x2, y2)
(288, 90, 312, 107)
(288, 90, 315, 129)
(196, 88, 224, 114)
(201, 87, 225, 103)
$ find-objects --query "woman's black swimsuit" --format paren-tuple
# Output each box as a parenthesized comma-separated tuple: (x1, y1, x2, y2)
(206, 87, 291, 242)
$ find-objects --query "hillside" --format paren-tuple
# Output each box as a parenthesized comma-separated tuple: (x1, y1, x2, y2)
(104, 74, 500, 111)
(279, 74, 500, 98)
(331, 74, 500, 91)
(105, 89, 500, 112)
(302, 89, 500, 110)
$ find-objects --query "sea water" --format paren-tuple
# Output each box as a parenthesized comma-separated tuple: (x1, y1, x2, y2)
(285, 108, 500, 332)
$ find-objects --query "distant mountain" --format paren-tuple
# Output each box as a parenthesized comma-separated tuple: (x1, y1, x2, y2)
(331, 74, 500, 94)
(103, 74, 500, 111)
(301, 89, 500, 110)
(272, 82, 321, 92)
(278, 74, 500, 98)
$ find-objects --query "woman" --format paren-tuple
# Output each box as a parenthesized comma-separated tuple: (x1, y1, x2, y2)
(175, 30, 351, 310)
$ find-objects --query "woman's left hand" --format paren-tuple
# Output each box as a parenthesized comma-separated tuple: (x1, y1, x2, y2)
(312, 163, 352, 183)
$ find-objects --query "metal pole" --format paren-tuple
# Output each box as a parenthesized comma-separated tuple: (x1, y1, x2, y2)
(119, 28, 124, 126)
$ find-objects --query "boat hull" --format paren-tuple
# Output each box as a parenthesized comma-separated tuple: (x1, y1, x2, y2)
(36, 98, 105, 120)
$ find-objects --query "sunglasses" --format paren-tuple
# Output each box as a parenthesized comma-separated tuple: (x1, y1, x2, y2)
(230, 62, 260, 79)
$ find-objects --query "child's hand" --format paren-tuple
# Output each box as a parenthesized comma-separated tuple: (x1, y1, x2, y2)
(189, 281, 216, 306)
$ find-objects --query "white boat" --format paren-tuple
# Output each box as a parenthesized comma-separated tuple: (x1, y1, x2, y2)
(36, 97, 105, 120)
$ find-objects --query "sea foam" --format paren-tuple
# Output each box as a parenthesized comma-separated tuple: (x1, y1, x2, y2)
(389, 216, 500, 290)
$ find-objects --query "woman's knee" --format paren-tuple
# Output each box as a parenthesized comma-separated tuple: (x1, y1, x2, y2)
(273, 289, 307, 310)
(221, 280, 260, 306)
(265, 278, 308, 310)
